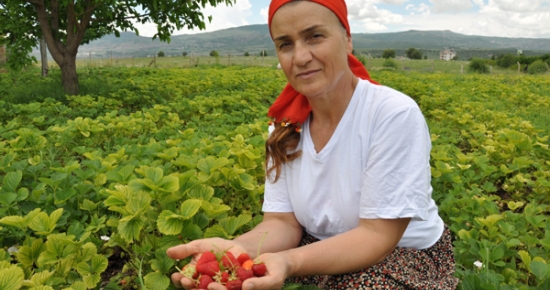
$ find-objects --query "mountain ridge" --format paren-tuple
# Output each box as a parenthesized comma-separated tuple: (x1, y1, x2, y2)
(59, 24, 550, 58)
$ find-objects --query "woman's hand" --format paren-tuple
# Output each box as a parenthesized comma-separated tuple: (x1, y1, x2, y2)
(239, 252, 292, 290)
(166, 238, 247, 289)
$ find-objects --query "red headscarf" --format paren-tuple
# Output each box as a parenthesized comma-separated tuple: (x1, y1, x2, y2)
(267, 0, 378, 129)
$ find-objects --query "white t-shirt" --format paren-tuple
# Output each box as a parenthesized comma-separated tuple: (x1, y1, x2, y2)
(262, 79, 444, 249)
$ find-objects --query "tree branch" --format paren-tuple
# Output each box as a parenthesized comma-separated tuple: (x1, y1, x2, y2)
(30, 0, 65, 65)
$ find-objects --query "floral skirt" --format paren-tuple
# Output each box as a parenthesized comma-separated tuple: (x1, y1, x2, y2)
(286, 227, 459, 289)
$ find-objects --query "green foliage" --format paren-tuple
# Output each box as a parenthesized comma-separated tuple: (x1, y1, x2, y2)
(406, 47, 423, 59)
(260, 50, 268, 57)
(382, 49, 396, 59)
(496, 54, 517, 68)
(244, 51, 250, 57)
(209, 50, 219, 57)
(469, 58, 490, 74)
(382, 59, 398, 70)
(158, 51, 165, 57)
(1, 67, 549, 289)
(0, 0, 237, 94)
(527, 60, 548, 75)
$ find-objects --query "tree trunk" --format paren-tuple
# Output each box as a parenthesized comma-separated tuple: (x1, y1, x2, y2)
(40, 36, 49, 77)
(61, 52, 79, 95)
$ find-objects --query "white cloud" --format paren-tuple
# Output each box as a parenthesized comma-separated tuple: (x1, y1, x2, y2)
(406, 3, 431, 16)
(133, 0, 253, 36)
(346, 0, 405, 32)
(260, 6, 269, 22)
(429, 0, 473, 13)
(492, 0, 545, 12)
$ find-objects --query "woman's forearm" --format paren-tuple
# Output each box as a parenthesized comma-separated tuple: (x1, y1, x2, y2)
(281, 218, 411, 277)
(233, 212, 303, 258)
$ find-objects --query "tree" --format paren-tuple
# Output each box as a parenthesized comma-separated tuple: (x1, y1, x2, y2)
(260, 50, 268, 57)
(210, 50, 219, 57)
(158, 51, 165, 57)
(0, 0, 235, 95)
(469, 58, 489, 74)
(244, 51, 250, 57)
(182, 51, 188, 57)
(406, 48, 422, 60)
(496, 54, 516, 68)
(382, 49, 395, 59)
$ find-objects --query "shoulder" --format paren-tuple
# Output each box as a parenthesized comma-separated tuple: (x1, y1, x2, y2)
(356, 79, 423, 121)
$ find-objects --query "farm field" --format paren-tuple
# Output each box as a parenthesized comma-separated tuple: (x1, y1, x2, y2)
(0, 66, 549, 290)
(41, 55, 547, 76)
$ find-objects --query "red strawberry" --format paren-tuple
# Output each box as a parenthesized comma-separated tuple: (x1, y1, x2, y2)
(236, 267, 254, 281)
(197, 251, 217, 266)
(197, 274, 214, 289)
(221, 251, 240, 269)
(225, 279, 243, 290)
(237, 253, 251, 265)
(196, 260, 220, 276)
(220, 271, 230, 283)
(252, 263, 267, 277)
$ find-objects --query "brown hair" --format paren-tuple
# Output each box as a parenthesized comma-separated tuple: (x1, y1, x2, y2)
(265, 123, 302, 182)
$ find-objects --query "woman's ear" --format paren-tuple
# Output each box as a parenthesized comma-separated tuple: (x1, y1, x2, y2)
(346, 35, 353, 55)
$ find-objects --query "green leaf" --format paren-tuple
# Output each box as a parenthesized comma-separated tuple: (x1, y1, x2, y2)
(29, 208, 64, 235)
(80, 199, 99, 211)
(2, 170, 22, 192)
(181, 222, 203, 240)
(158, 175, 179, 192)
(179, 199, 202, 219)
(28, 270, 54, 286)
(16, 239, 46, 267)
(144, 271, 170, 290)
(157, 210, 184, 235)
(144, 167, 164, 184)
(150, 253, 174, 273)
(119, 217, 144, 243)
(187, 184, 214, 200)
(218, 214, 252, 236)
(530, 260, 549, 280)
(0, 265, 24, 290)
(204, 225, 230, 239)
(197, 156, 229, 174)
(0, 208, 42, 229)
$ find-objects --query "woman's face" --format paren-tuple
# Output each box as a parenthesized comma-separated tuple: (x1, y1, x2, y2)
(270, 1, 353, 99)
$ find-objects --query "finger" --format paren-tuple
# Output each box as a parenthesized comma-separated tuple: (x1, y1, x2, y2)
(207, 282, 227, 290)
(166, 241, 201, 260)
(171, 272, 184, 289)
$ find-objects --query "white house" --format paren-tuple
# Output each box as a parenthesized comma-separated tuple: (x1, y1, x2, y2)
(440, 49, 457, 61)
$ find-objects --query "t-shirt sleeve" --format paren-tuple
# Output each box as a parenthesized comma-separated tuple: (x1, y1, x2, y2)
(262, 159, 294, 213)
(360, 101, 432, 221)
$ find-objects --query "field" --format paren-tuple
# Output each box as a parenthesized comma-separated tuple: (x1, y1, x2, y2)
(41, 55, 547, 76)
(0, 65, 549, 290)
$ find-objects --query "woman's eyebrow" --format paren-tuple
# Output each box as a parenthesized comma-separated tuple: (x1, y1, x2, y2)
(273, 24, 325, 42)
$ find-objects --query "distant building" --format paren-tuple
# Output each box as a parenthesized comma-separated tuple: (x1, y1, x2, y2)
(440, 49, 457, 61)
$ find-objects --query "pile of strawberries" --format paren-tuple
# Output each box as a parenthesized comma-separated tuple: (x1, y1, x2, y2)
(179, 250, 267, 290)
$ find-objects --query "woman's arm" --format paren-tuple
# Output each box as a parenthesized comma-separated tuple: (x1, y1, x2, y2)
(234, 212, 303, 258)
(280, 217, 410, 276)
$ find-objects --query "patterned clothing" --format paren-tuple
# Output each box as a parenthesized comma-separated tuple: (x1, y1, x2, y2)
(286, 227, 459, 289)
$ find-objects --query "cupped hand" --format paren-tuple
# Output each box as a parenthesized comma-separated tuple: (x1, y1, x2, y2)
(239, 252, 292, 290)
(166, 238, 247, 289)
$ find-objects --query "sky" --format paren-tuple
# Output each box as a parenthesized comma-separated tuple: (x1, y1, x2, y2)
(133, 0, 550, 39)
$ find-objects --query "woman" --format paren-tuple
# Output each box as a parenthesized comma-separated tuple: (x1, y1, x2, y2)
(167, 0, 459, 289)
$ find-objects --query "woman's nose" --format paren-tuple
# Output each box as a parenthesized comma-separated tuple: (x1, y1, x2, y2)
(294, 42, 312, 66)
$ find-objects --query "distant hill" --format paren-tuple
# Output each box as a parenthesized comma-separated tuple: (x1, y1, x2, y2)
(36, 24, 550, 59)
